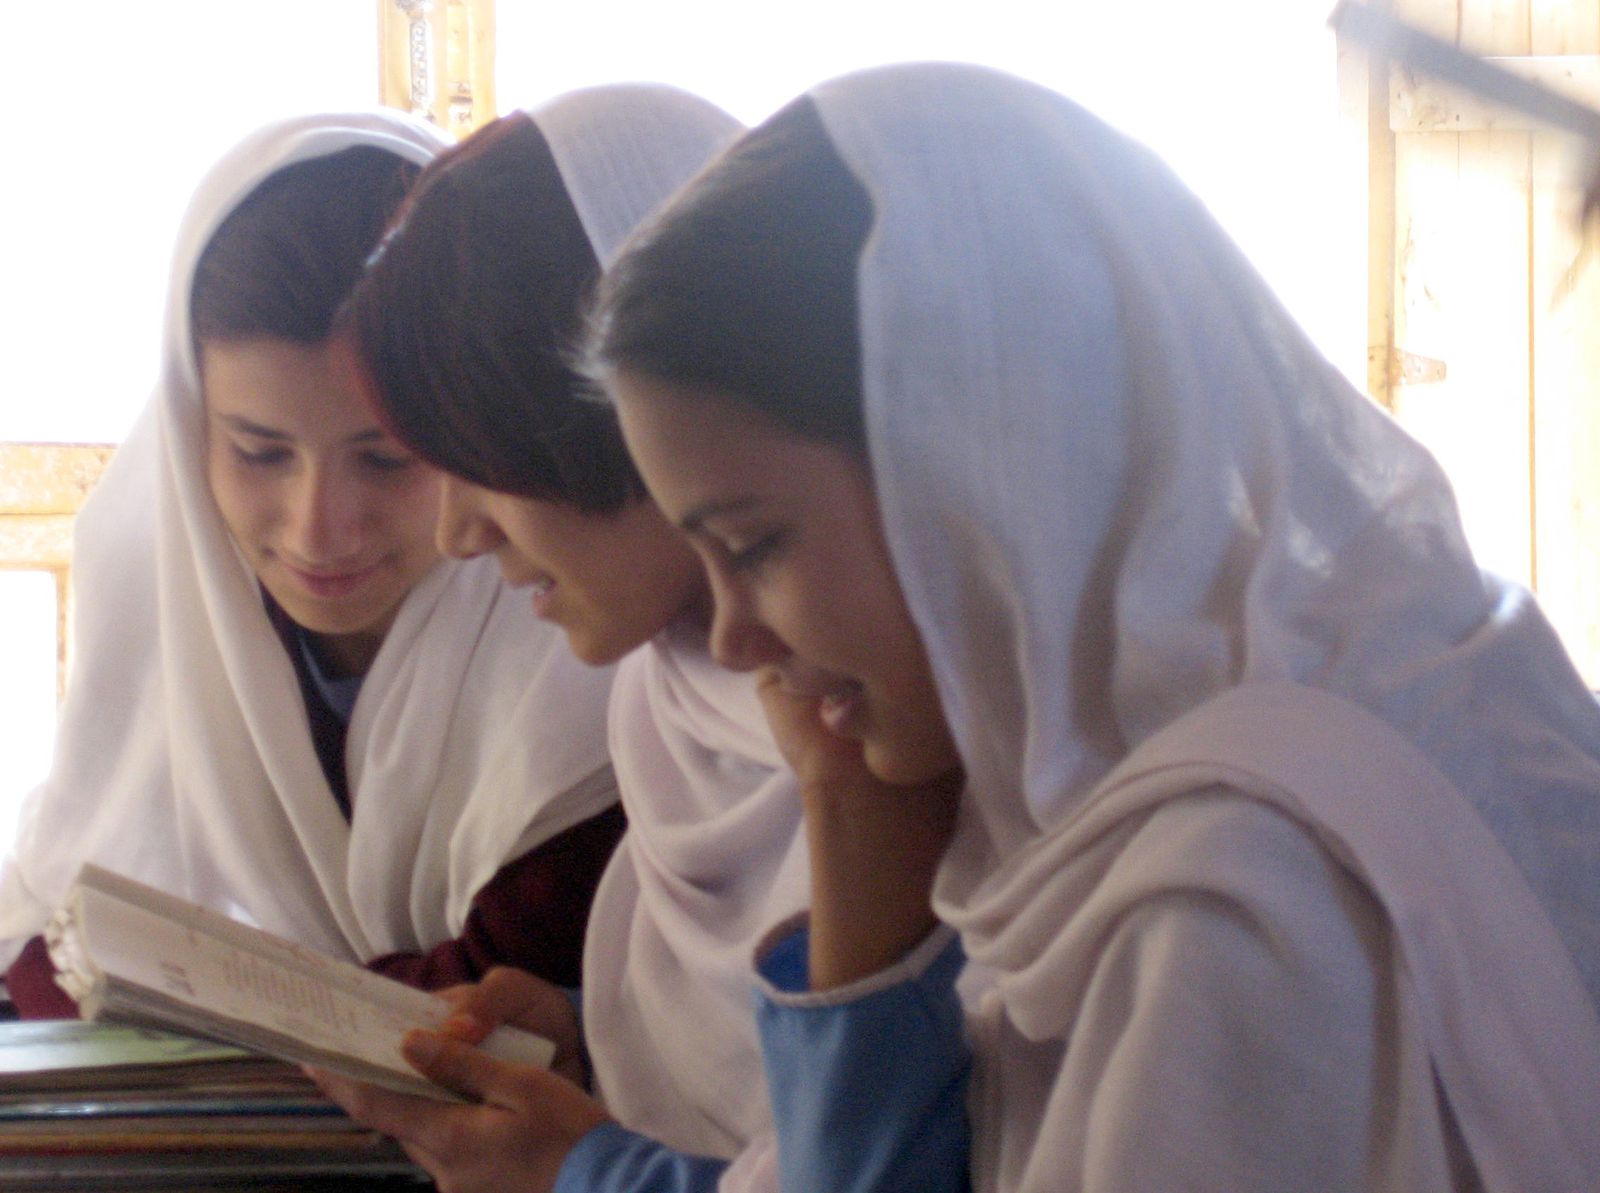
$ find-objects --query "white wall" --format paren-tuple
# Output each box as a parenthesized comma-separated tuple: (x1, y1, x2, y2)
(2, 1, 379, 445)
(0, 0, 1351, 823)
(497, 0, 1358, 378)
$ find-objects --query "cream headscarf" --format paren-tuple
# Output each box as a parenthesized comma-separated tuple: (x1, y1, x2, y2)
(804, 63, 1600, 1190)
(588, 629, 805, 1166)
(524, 85, 808, 1173)
(0, 110, 619, 970)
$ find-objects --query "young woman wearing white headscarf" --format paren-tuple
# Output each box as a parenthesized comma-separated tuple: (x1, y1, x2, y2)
(594, 62, 1600, 1192)
(307, 85, 965, 1193)
(0, 110, 624, 1016)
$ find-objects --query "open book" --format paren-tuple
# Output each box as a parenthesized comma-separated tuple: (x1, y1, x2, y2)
(44, 864, 555, 1103)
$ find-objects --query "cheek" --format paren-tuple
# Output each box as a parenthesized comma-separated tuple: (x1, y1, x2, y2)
(806, 536, 909, 668)
(206, 462, 265, 540)
(383, 477, 443, 543)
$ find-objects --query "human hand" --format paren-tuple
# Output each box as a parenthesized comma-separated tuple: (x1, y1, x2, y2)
(306, 1029, 611, 1193)
(754, 665, 872, 792)
(755, 667, 962, 990)
(433, 967, 585, 1088)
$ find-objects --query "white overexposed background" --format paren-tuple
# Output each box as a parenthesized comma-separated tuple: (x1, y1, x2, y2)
(0, 1, 1351, 840)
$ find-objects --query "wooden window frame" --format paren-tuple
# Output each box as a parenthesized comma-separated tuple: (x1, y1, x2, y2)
(0, 445, 116, 702)
(1, 6, 496, 712)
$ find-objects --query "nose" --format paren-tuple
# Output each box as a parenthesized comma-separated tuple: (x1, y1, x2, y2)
(435, 475, 503, 560)
(284, 464, 364, 563)
(706, 565, 789, 671)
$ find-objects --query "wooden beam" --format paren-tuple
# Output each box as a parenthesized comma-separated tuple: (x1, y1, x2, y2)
(1392, 53, 1600, 130)
(0, 444, 115, 515)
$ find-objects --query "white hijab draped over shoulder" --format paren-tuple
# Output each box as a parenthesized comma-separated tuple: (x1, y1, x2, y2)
(807, 64, 1600, 1191)
(529, 86, 809, 1173)
(589, 629, 805, 1169)
(0, 110, 619, 969)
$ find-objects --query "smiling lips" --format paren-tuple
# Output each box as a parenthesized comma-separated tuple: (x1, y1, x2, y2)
(286, 562, 381, 600)
(773, 667, 867, 738)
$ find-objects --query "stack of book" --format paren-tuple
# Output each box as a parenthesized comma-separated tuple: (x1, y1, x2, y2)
(0, 1020, 428, 1189)
(2, 863, 558, 1188)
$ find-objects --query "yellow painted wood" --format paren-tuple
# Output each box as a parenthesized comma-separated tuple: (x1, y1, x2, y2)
(1530, 129, 1600, 681)
(1379, 0, 1600, 679)
(1339, 22, 1399, 406)
(1398, 0, 1461, 41)
(1460, 0, 1532, 53)
(377, 0, 495, 139)
(1392, 54, 1600, 129)
(0, 444, 113, 703)
(0, 444, 116, 515)
(1392, 125, 1536, 585)
(1532, 0, 1600, 53)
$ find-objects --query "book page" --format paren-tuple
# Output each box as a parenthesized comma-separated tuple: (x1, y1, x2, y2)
(55, 865, 554, 1094)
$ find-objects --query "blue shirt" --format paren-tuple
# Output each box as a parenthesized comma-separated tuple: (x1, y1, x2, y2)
(553, 922, 970, 1193)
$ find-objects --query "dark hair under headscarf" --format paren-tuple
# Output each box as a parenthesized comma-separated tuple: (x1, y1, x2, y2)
(190, 145, 418, 344)
(342, 112, 644, 514)
(588, 96, 873, 457)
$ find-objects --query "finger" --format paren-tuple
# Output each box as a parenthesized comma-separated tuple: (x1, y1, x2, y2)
(445, 967, 555, 1036)
(404, 1031, 513, 1104)
(303, 1065, 443, 1144)
(403, 1030, 581, 1113)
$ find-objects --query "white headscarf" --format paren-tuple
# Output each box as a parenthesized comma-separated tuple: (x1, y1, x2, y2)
(0, 110, 619, 970)
(587, 628, 805, 1161)
(525, 85, 809, 1169)
(805, 63, 1600, 1190)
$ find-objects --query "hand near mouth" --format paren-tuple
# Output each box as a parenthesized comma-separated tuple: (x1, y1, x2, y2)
(755, 667, 867, 790)
(755, 666, 962, 991)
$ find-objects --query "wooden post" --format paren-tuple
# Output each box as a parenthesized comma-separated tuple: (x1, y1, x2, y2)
(1337, 6, 1399, 407)
(378, 0, 496, 140)
(1529, 0, 1600, 674)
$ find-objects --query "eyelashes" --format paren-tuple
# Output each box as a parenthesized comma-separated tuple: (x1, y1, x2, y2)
(228, 442, 416, 476)
(724, 529, 787, 575)
(230, 443, 291, 468)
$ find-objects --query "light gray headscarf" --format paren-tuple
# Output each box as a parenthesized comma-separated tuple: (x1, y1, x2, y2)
(807, 61, 1600, 1191)
(528, 85, 802, 1183)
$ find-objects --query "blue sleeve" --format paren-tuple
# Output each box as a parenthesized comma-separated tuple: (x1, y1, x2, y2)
(755, 924, 972, 1193)
(555, 1121, 729, 1193)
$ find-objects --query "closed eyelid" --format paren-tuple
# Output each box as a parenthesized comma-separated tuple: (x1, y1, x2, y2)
(678, 496, 764, 538)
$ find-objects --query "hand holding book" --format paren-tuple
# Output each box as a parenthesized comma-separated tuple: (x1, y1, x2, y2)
(45, 864, 555, 1104)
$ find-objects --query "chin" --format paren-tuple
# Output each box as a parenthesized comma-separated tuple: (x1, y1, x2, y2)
(269, 588, 386, 638)
(566, 630, 624, 668)
(862, 744, 940, 788)
(861, 719, 965, 788)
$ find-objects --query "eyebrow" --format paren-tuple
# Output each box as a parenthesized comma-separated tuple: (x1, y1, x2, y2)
(216, 414, 388, 446)
(679, 496, 765, 537)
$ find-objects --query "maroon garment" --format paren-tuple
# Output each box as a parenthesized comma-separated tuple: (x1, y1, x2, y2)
(4, 804, 627, 1017)
(266, 585, 629, 989)
(5, 934, 77, 1019)
(365, 803, 626, 990)
(3, 593, 626, 1018)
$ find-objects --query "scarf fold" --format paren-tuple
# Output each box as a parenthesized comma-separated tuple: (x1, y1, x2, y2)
(803, 61, 1600, 1189)
(522, 85, 799, 1166)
